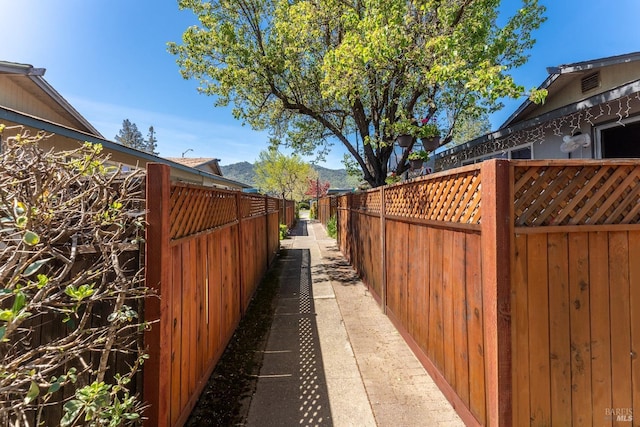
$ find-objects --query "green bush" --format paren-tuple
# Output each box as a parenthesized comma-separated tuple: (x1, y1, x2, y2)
(0, 127, 149, 424)
(326, 216, 337, 239)
(309, 203, 317, 219)
(298, 201, 310, 210)
(279, 223, 288, 240)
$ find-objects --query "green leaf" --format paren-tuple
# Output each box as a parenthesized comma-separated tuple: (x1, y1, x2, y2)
(36, 274, 50, 289)
(47, 378, 62, 394)
(24, 258, 53, 277)
(64, 284, 95, 302)
(0, 326, 5, 341)
(22, 230, 40, 246)
(24, 380, 39, 404)
(15, 215, 27, 229)
(61, 399, 83, 427)
(12, 291, 26, 312)
(0, 310, 14, 322)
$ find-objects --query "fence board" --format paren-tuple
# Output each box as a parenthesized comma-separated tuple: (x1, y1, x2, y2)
(386, 220, 407, 321)
(442, 231, 455, 386)
(630, 231, 640, 426)
(428, 228, 444, 370)
(547, 233, 572, 427)
(568, 233, 592, 427)
(452, 231, 469, 407)
(207, 234, 221, 362)
(527, 234, 551, 426)
(589, 231, 613, 426)
(179, 242, 192, 413)
(406, 223, 421, 339)
(465, 234, 485, 425)
(512, 234, 530, 427)
(170, 245, 182, 427)
(608, 231, 633, 422)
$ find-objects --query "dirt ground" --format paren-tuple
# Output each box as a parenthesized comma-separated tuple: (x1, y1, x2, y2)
(184, 252, 283, 427)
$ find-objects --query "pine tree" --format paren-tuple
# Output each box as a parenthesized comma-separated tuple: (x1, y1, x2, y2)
(114, 119, 145, 151)
(145, 126, 159, 155)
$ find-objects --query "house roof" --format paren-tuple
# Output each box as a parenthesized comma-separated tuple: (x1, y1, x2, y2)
(501, 51, 640, 128)
(166, 157, 222, 175)
(0, 60, 103, 137)
(435, 52, 640, 163)
(0, 105, 251, 189)
(436, 78, 640, 161)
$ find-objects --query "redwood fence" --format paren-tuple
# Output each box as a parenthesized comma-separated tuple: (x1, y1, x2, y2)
(143, 163, 283, 427)
(334, 159, 640, 426)
(318, 196, 337, 225)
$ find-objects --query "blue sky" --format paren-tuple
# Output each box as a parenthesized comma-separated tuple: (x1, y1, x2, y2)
(1, 0, 639, 167)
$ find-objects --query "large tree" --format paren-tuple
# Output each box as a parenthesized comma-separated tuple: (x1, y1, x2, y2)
(169, 0, 546, 187)
(449, 113, 492, 147)
(254, 149, 314, 201)
(114, 119, 145, 152)
(146, 126, 159, 155)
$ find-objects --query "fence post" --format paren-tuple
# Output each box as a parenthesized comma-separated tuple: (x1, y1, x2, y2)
(235, 191, 245, 316)
(480, 159, 512, 427)
(380, 186, 387, 313)
(265, 196, 269, 267)
(144, 163, 172, 427)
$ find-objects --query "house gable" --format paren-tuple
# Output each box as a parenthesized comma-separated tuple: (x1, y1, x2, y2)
(166, 157, 223, 176)
(436, 52, 640, 170)
(0, 61, 102, 137)
(504, 52, 640, 127)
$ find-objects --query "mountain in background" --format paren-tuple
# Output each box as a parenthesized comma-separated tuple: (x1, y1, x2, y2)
(220, 162, 355, 189)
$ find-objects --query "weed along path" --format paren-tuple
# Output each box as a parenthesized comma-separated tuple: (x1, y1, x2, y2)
(186, 216, 463, 426)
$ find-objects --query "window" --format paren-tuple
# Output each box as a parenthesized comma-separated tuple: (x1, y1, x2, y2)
(597, 116, 640, 158)
(461, 144, 532, 165)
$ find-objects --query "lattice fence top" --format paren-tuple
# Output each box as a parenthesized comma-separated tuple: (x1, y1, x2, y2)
(267, 197, 279, 213)
(384, 168, 482, 223)
(513, 161, 640, 226)
(335, 167, 481, 224)
(170, 184, 238, 240)
(240, 193, 267, 218)
(350, 191, 382, 214)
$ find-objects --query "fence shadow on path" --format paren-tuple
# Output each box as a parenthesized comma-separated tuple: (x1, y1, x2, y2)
(313, 243, 361, 287)
(246, 247, 333, 426)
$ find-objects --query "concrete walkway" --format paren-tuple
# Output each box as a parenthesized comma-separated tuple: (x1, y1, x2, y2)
(246, 216, 465, 427)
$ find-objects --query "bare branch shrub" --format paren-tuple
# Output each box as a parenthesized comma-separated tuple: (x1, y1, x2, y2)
(0, 127, 150, 426)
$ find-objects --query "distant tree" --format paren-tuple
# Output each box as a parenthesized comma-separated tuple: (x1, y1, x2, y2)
(304, 179, 331, 200)
(254, 149, 313, 201)
(114, 119, 145, 151)
(449, 114, 492, 147)
(146, 126, 159, 155)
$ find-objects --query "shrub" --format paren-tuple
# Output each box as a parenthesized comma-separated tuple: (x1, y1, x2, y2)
(309, 203, 317, 219)
(298, 201, 310, 210)
(279, 223, 288, 240)
(326, 216, 337, 238)
(0, 127, 150, 425)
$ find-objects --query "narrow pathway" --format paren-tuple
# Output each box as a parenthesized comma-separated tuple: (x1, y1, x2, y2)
(246, 216, 464, 427)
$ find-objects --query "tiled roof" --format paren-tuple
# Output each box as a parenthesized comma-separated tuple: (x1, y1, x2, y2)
(166, 157, 216, 168)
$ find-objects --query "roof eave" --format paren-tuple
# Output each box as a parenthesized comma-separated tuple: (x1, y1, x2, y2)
(0, 106, 251, 189)
(0, 61, 103, 138)
(437, 79, 640, 160)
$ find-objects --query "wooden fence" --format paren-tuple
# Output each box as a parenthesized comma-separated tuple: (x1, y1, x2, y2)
(334, 159, 640, 426)
(280, 198, 296, 228)
(143, 163, 282, 427)
(318, 196, 337, 226)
